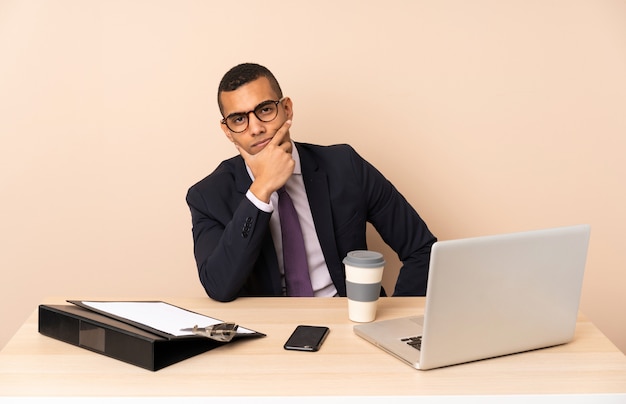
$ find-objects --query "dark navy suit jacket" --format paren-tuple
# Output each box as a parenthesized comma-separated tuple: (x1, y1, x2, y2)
(186, 142, 436, 302)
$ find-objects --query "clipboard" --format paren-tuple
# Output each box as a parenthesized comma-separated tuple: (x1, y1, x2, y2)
(38, 300, 265, 371)
(67, 300, 265, 340)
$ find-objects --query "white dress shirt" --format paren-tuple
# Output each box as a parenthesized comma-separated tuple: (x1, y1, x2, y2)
(244, 142, 338, 297)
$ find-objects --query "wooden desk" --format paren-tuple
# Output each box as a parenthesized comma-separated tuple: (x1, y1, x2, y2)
(0, 297, 625, 400)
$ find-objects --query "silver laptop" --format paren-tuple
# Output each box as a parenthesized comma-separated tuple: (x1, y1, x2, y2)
(354, 224, 590, 370)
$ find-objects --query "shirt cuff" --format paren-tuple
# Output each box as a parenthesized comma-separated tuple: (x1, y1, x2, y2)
(246, 189, 274, 213)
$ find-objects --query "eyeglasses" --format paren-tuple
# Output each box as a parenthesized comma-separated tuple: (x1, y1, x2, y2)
(221, 98, 285, 133)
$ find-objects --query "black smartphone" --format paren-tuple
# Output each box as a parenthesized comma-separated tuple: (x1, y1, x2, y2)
(283, 325, 330, 352)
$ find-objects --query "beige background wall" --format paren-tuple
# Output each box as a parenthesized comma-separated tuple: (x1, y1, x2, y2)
(1, 0, 625, 353)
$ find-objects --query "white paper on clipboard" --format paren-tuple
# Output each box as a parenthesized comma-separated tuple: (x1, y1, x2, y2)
(71, 300, 257, 337)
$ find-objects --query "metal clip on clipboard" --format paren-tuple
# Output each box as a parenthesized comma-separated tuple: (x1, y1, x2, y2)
(180, 323, 239, 342)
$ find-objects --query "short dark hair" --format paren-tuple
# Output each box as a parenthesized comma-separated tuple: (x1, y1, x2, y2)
(217, 63, 283, 115)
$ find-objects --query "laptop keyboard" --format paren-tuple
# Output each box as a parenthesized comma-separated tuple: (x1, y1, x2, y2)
(402, 336, 422, 351)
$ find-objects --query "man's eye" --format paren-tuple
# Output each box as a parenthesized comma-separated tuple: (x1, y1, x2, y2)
(229, 115, 246, 125)
(256, 104, 276, 116)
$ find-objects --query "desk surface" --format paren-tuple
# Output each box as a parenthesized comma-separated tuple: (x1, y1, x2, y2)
(1, 297, 625, 398)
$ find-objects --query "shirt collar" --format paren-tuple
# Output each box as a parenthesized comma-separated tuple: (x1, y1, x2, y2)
(291, 141, 302, 175)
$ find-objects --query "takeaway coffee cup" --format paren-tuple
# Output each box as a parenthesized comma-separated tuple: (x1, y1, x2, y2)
(343, 250, 385, 322)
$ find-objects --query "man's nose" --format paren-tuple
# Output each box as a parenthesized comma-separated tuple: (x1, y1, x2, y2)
(247, 112, 265, 136)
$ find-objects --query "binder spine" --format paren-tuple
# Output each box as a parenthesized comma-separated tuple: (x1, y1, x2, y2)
(38, 305, 156, 370)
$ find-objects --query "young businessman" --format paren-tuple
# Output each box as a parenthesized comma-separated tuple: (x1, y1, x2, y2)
(186, 63, 436, 301)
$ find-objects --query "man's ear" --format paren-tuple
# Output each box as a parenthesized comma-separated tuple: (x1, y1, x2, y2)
(282, 97, 294, 120)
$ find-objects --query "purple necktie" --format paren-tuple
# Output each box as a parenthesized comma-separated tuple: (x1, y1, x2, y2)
(277, 187, 314, 296)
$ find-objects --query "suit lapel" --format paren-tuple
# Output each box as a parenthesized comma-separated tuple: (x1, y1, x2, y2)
(297, 144, 345, 291)
(233, 156, 253, 194)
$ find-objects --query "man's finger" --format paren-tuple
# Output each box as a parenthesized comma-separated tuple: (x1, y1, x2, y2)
(269, 120, 292, 146)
